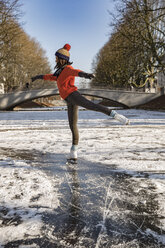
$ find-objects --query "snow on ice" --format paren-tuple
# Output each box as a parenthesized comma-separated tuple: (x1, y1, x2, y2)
(0, 108, 165, 247)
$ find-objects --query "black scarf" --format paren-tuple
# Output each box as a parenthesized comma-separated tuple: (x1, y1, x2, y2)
(53, 65, 67, 78)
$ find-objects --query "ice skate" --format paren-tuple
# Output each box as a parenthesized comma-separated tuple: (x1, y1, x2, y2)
(114, 112, 130, 125)
(111, 110, 130, 125)
(67, 146, 78, 164)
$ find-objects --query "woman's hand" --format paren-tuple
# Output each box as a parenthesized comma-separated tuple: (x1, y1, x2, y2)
(78, 71, 95, 79)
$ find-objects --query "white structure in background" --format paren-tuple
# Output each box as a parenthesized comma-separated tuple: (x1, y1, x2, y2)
(0, 83, 4, 94)
(157, 55, 165, 94)
(158, 70, 165, 87)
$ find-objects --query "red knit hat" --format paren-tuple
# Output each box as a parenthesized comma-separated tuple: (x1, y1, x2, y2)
(55, 44, 71, 61)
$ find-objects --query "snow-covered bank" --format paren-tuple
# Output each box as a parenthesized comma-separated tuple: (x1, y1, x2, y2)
(0, 109, 165, 247)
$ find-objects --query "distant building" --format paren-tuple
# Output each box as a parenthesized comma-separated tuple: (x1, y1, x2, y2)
(158, 71, 165, 88)
(157, 55, 165, 88)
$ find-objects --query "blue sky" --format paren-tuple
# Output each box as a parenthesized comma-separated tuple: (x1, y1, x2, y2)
(20, 0, 115, 72)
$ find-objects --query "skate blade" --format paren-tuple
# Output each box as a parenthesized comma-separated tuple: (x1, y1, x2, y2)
(66, 158, 78, 165)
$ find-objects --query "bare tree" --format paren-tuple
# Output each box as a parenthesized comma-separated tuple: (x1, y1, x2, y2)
(112, 0, 165, 80)
(92, 0, 165, 88)
(0, 0, 51, 92)
(0, 0, 21, 61)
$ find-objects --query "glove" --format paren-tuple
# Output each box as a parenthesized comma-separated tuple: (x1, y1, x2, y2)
(78, 71, 95, 79)
(87, 73, 95, 79)
(31, 75, 44, 82)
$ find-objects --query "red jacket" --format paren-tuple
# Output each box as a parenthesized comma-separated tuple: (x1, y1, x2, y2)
(43, 65, 81, 99)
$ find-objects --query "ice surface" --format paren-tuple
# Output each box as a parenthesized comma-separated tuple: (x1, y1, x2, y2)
(0, 108, 165, 247)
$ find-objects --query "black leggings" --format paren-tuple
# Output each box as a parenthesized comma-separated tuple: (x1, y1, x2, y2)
(65, 91, 112, 145)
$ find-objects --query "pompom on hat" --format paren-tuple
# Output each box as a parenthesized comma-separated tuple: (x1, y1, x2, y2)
(55, 43, 71, 61)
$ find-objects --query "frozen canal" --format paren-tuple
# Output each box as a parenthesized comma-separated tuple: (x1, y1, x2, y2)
(0, 108, 165, 247)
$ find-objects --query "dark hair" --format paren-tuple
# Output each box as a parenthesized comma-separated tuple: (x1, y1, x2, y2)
(54, 58, 72, 69)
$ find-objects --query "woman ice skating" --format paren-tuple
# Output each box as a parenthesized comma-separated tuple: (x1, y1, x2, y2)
(31, 43, 130, 162)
